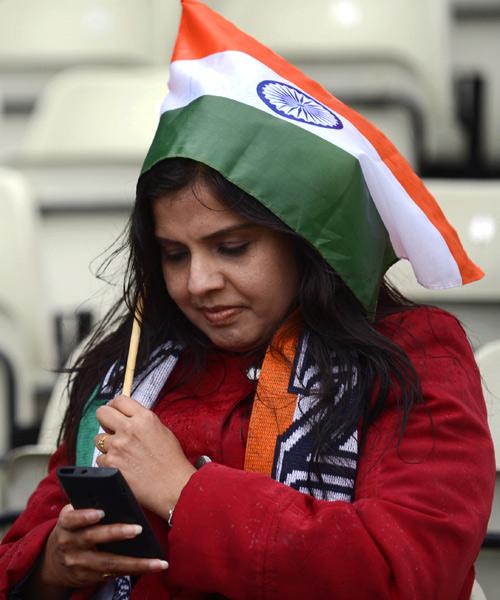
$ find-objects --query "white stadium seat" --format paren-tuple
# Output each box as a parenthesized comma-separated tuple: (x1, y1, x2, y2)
(0, 0, 162, 103)
(474, 340, 500, 600)
(0, 340, 78, 527)
(0, 368, 69, 512)
(386, 179, 500, 349)
(475, 340, 500, 529)
(0, 365, 71, 540)
(6, 67, 167, 328)
(14, 67, 168, 168)
(387, 179, 500, 301)
(471, 579, 488, 600)
(0, 0, 180, 158)
(0, 168, 54, 370)
(0, 168, 55, 453)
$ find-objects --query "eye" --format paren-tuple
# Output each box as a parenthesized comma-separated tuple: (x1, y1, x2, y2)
(161, 249, 188, 263)
(218, 242, 250, 256)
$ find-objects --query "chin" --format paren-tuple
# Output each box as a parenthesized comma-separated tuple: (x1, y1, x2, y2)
(214, 341, 254, 353)
(210, 334, 260, 354)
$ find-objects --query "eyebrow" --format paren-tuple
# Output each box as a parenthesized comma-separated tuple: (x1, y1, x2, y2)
(155, 223, 257, 244)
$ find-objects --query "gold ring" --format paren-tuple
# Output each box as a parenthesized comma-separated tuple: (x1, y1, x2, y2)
(102, 572, 113, 579)
(96, 435, 108, 453)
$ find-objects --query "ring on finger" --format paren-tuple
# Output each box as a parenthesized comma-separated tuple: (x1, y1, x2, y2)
(102, 572, 113, 579)
(96, 434, 109, 454)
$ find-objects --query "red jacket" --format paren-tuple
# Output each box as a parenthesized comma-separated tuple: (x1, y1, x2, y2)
(0, 307, 495, 599)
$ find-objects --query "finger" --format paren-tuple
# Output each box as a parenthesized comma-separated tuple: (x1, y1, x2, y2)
(70, 550, 168, 577)
(101, 423, 115, 435)
(107, 394, 144, 417)
(94, 432, 111, 454)
(95, 404, 129, 432)
(95, 452, 114, 468)
(59, 506, 105, 531)
(76, 522, 144, 548)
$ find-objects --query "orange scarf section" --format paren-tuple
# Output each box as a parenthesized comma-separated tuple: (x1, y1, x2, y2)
(244, 320, 300, 477)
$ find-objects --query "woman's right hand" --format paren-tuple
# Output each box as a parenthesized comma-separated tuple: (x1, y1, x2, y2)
(35, 504, 168, 591)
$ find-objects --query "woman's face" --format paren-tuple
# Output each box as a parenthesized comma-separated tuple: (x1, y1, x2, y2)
(153, 182, 300, 352)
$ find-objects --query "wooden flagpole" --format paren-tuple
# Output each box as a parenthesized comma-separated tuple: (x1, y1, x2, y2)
(122, 296, 143, 397)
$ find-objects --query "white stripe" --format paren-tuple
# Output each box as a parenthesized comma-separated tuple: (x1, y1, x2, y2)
(284, 469, 354, 490)
(339, 434, 358, 454)
(162, 51, 461, 288)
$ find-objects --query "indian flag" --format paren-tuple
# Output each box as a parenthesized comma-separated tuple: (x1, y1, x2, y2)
(142, 0, 483, 310)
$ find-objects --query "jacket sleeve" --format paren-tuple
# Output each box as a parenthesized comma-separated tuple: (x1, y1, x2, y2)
(166, 308, 495, 600)
(0, 445, 69, 595)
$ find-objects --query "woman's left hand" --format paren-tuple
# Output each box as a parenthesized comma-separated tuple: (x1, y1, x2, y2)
(95, 395, 196, 520)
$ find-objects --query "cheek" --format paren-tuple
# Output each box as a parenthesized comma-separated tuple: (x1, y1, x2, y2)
(270, 268, 299, 309)
(269, 244, 299, 293)
(162, 266, 184, 304)
(251, 246, 299, 310)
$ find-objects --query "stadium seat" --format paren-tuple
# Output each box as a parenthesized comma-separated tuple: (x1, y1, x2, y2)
(0, 369, 69, 539)
(0, 0, 163, 104)
(474, 340, 500, 600)
(207, 0, 466, 169)
(453, 0, 500, 14)
(475, 341, 500, 530)
(0, 168, 55, 450)
(0, 90, 24, 162)
(451, 1, 500, 169)
(470, 579, 488, 600)
(388, 179, 500, 301)
(0, 0, 179, 159)
(0, 342, 74, 521)
(13, 67, 167, 171)
(0, 169, 52, 370)
(0, 317, 30, 457)
(386, 179, 500, 348)
(6, 67, 167, 340)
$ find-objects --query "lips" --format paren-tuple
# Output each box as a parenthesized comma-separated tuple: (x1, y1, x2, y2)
(200, 306, 243, 326)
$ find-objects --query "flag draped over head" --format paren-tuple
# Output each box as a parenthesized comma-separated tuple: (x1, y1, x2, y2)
(142, 0, 483, 310)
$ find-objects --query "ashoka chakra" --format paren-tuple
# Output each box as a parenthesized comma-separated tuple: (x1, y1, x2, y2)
(257, 80, 343, 130)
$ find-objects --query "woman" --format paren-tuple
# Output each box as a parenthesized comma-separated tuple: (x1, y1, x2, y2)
(0, 156, 495, 599)
(0, 1, 495, 598)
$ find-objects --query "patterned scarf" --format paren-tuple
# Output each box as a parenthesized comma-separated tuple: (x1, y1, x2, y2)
(245, 329, 358, 501)
(79, 328, 358, 599)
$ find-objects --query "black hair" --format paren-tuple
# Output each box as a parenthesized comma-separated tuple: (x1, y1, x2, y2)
(61, 158, 422, 493)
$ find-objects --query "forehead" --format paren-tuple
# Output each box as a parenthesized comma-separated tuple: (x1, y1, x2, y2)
(153, 183, 249, 238)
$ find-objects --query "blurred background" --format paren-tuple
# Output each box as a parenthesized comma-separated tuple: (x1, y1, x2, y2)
(0, 0, 498, 595)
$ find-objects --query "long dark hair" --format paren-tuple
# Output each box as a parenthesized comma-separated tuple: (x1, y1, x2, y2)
(61, 158, 422, 487)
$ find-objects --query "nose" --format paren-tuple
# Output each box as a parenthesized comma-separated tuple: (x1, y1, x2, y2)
(187, 254, 225, 296)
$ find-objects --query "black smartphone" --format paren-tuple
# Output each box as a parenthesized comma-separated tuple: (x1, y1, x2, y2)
(57, 466, 165, 559)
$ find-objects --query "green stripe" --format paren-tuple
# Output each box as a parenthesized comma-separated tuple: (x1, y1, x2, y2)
(76, 385, 107, 466)
(142, 96, 396, 310)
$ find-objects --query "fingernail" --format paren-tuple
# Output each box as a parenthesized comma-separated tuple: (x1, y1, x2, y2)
(87, 509, 105, 521)
(123, 525, 143, 537)
(149, 559, 169, 570)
